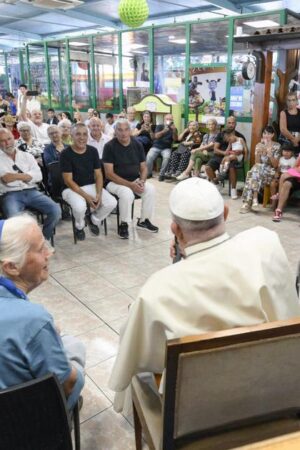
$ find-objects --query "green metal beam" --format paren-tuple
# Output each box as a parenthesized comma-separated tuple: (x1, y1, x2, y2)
(149, 27, 154, 94)
(225, 17, 234, 119)
(19, 49, 25, 84)
(184, 23, 191, 126)
(89, 36, 96, 109)
(44, 42, 52, 108)
(118, 32, 123, 112)
(65, 39, 73, 113)
(26, 45, 32, 89)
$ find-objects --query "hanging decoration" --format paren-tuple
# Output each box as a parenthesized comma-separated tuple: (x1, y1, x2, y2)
(118, 0, 149, 28)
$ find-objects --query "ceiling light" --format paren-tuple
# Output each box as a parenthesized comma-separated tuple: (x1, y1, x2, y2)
(243, 20, 279, 28)
(131, 50, 147, 54)
(168, 39, 197, 44)
(168, 35, 175, 39)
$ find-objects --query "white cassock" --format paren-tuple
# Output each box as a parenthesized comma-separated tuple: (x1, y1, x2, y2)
(109, 227, 300, 413)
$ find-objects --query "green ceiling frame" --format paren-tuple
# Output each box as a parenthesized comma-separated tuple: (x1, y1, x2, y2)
(4, 7, 296, 120)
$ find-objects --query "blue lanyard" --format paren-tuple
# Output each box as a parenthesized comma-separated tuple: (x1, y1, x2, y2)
(0, 276, 27, 300)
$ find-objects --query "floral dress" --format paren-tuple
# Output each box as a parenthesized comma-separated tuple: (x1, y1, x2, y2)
(167, 130, 202, 175)
(16, 137, 44, 158)
(242, 142, 281, 203)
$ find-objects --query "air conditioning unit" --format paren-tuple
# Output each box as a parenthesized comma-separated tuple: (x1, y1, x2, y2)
(20, 0, 83, 9)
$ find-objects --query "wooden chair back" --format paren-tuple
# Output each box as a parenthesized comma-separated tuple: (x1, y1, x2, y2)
(162, 318, 300, 449)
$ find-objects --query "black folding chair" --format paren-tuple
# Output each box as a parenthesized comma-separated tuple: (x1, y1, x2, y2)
(0, 373, 80, 450)
(46, 161, 107, 244)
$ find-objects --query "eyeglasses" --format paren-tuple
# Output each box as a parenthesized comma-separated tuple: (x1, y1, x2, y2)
(20, 129, 30, 132)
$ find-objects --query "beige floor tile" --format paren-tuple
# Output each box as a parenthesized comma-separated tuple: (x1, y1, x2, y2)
(52, 265, 98, 288)
(107, 316, 128, 335)
(56, 305, 104, 337)
(77, 325, 119, 369)
(80, 376, 111, 422)
(67, 278, 121, 304)
(87, 357, 116, 403)
(28, 176, 299, 449)
(88, 292, 132, 323)
(80, 407, 135, 450)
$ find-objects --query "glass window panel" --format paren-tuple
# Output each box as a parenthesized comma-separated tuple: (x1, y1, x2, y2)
(0, 53, 7, 93)
(190, 20, 229, 64)
(154, 26, 185, 107)
(7, 51, 21, 96)
(93, 34, 119, 111)
(69, 37, 91, 110)
(47, 42, 65, 110)
(28, 44, 48, 107)
(122, 30, 150, 108)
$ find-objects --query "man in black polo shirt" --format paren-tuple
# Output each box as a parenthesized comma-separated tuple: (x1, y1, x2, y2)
(60, 123, 117, 241)
(205, 116, 247, 199)
(103, 119, 158, 239)
(146, 113, 178, 181)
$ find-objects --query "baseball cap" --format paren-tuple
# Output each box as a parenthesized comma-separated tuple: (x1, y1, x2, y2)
(169, 178, 224, 220)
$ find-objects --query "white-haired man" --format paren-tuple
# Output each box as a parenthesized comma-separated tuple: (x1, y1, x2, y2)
(19, 91, 49, 145)
(0, 215, 85, 410)
(103, 119, 158, 239)
(60, 122, 117, 241)
(87, 117, 110, 160)
(0, 128, 60, 241)
(109, 178, 300, 412)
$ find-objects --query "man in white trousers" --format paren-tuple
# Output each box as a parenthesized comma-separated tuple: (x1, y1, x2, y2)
(103, 119, 158, 239)
(60, 122, 117, 241)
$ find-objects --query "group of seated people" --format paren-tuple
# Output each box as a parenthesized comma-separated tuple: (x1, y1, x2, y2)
(1, 84, 300, 250)
(0, 93, 159, 242)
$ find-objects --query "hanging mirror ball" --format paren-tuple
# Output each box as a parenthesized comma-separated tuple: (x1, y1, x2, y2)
(118, 0, 149, 28)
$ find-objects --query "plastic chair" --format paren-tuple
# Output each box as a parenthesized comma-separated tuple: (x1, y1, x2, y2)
(0, 373, 80, 450)
(132, 318, 300, 450)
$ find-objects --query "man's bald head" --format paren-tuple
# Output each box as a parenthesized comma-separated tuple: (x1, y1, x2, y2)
(0, 128, 15, 154)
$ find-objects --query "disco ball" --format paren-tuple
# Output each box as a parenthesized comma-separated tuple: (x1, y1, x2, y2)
(119, 0, 149, 28)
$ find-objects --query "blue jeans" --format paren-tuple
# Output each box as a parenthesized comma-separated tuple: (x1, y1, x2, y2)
(2, 188, 61, 240)
(146, 146, 172, 176)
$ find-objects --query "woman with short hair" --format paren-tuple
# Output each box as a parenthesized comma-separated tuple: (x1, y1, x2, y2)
(16, 121, 44, 158)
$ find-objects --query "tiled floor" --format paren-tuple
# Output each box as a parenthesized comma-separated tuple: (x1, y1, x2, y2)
(30, 177, 300, 450)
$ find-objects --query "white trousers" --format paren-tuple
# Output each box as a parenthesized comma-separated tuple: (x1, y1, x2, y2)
(62, 184, 117, 230)
(106, 181, 155, 223)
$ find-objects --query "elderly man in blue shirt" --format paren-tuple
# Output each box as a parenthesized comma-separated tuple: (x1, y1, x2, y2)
(0, 215, 85, 410)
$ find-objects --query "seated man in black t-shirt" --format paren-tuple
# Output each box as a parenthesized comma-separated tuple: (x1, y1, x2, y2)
(102, 119, 158, 239)
(146, 113, 178, 182)
(205, 116, 247, 199)
(60, 123, 117, 241)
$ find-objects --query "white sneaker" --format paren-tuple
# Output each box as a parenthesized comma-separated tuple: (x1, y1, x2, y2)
(176, 173, 189, 181)
(231, 188, 238, 200)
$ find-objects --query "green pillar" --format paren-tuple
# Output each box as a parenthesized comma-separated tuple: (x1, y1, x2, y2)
(44, 42, 51, 108)
(57, 47, 64, 109)
(184, 23, 191, 125)
(65, 39, 73, 114)
(19, 49, 25, 84)
(89, 36, 96, 109)
(118, 32, 124, 112)
(26, 45, 32, 89)
(149, 27, 154, 94)
(225, 18, 234, 118)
